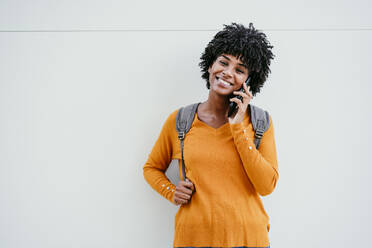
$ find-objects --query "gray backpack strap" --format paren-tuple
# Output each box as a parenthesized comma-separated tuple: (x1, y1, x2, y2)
(249, 104, 270, 149)
(175, 102, 200, 181)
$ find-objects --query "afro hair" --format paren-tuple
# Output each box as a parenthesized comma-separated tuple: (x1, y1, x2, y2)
(199, 22, 274, 96)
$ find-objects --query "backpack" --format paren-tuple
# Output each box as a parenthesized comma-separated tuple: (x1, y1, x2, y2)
(175, 102, 270, 181)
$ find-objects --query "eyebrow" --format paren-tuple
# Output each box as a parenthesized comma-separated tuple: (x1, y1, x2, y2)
(221, 55, 248, 68)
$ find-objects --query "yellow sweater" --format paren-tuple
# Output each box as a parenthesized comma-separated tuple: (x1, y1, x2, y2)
(143, 106, 279, 248)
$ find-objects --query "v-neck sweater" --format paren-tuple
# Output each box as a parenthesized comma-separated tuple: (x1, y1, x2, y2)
(143, 106, 279, 248)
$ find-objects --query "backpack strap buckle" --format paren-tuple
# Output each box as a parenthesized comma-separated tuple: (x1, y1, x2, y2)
(178, 131, 185, 140)
(255, 129, 264, 139)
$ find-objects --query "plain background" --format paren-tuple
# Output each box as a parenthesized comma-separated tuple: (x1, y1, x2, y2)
(0, 1, 371, 247)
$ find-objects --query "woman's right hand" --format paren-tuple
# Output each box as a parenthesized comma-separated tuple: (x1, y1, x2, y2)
(173, 178, 195, 206)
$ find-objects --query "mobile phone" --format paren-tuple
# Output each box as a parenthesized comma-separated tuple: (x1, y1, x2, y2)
(227, 76, 251, 117)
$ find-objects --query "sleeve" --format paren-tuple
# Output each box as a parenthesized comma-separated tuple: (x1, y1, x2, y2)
(143, 110, 178, 204)
(229, 115, 279, 196)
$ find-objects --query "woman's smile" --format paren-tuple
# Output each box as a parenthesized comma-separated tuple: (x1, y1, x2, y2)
(216, 76, 233, 87)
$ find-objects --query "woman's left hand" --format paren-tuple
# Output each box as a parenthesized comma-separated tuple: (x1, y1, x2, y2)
(228, 83, 253, 124)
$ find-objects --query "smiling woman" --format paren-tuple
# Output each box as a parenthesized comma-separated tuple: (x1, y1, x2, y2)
(143, 23, 277, 248)
(208, 54, 249, 94)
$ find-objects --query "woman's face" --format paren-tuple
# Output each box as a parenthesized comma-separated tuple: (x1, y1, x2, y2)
(208, 54, 249, 96)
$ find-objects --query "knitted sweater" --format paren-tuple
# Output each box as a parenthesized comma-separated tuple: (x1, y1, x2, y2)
(143, 106, 279, 248)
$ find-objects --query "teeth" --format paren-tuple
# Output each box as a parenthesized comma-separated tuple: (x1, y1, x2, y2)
(218, 78, 231, 86)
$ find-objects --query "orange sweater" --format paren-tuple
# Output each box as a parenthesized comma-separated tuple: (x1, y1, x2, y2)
(143, 106, 279, 248)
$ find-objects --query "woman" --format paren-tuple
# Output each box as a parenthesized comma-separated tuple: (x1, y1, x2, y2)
(143, 23, 278, 248)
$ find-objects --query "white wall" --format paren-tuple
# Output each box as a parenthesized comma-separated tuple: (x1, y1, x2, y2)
(0, 1, 371, 247)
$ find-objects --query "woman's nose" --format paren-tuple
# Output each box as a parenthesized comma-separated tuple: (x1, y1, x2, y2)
(223, 67, 233, 77)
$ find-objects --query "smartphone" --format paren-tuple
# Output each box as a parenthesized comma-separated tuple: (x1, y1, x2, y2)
(227, 76, 251, 117)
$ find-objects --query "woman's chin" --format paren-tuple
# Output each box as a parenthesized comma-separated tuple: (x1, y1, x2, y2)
(212, 85, 232, 95)
(211, 86, 233, 97)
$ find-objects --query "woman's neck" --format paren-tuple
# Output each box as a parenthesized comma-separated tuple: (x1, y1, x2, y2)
(201, 91, 230, 119)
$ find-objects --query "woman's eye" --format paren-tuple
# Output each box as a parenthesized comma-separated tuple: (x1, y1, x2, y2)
(220, 61, 227, 65)
(236, 69, 243, 73)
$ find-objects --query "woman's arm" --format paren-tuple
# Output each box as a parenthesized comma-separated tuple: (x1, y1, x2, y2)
(143, 110, 178, 204)
(229, 115, 279, 196)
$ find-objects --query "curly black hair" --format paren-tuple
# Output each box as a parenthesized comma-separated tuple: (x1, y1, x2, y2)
(199, 22, 274, 96)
